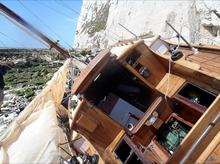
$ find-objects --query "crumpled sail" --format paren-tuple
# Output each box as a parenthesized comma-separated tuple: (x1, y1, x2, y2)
(0, 59, 71, 164)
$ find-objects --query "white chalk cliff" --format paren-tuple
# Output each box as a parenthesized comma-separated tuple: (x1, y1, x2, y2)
(74, 0, 220, 49)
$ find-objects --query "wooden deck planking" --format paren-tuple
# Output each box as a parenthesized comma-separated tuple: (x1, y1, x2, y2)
(181, 49, 220, 75)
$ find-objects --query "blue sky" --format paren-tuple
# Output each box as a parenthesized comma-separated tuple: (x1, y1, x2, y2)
(0, 0, 82, 48)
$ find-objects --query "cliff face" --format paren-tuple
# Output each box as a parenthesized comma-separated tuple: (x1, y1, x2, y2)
(74, 0, 220, 49)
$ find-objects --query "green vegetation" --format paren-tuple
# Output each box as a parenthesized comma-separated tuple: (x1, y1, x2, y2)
(70, 49, 91, 57)
(81, 3, 110, 36)
(14, 88, 35, 100)
(87, 20, 107, 36)
(4, 59, 63, 100)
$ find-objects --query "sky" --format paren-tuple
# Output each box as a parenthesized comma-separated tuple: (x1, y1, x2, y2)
(0, 0, 82, 48)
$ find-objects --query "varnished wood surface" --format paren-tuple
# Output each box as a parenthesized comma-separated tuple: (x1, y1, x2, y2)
(156, 73, 186, 98)
(70, 39, 220, 163)
(135, 43, 167, 86)
(197, 132, 220, 163)
(131, 96, 163, 134)
(72, 50, 110, 94)
(168, 95, 220, 163)
(182, 48, 220, 76)
(71, 100, 123, 157)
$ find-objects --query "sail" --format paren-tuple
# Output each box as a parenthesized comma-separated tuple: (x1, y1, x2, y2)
(0, 59, 72, 163)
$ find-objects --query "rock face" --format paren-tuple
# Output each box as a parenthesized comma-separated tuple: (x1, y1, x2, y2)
(74, 0, 220, 49)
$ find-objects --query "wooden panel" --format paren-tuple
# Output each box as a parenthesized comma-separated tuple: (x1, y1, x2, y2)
(147, 140, 170, 163)
(131, 96, 163, 134)
(168, 95, 220, 163)
(123, 135, 152, 163)
(116, 40, 145, 61)
(71, 100, 122, 156)
(156, 73, 186, 98)
(206, 144, 220, 163)
(197, 132, 220, 163)
(154, 45, 220, 91)
(186, 50, 220, 76)
(135, 44, 166, 86)
(106, 130, 125, 153)
(125, 64, 155, 90)
(101, 130, 125, 164)
(72, 50, 110, 94)
(77, 114, 97, 133)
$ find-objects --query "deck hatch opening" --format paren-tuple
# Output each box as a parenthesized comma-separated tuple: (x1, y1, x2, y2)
(156, 115, 191, 154)
(178, 83, 217, 108)
(115, 139, 132, 162)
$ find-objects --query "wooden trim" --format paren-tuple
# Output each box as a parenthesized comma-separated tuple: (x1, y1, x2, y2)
(72, 50, 110, 94)
(168, 95, 220, 163)
(106, 130, 125, 153)
(124, 64, 155, 90)
(156, 73, 186, 98)
(123, 135, 152, 163)
(116, 40, 144, 62)
(196, 132, 220, 162)
(131, 96, 163, 134)
(174, 94, 206, 114)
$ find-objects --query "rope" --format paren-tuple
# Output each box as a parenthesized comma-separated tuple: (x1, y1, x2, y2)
(0, 31, 26, 47)
(17, 0, 74, 49)
(36, 0, 75, 20)
(54, 0, 80, 15)
(0, 38, 6, 47)
(165, 20, 183, 101)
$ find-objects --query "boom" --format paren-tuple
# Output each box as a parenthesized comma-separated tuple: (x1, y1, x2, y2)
(0, 3, 70, 58)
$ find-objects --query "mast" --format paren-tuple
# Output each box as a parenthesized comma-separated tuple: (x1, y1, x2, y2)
(166, 21, 198, 54)
(0, 3, 70, 58)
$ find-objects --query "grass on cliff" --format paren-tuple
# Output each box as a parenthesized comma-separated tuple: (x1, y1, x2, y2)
(4, 59, 62, 100)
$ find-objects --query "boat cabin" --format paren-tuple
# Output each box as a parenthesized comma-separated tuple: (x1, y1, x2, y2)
(70, 38, 220, 163)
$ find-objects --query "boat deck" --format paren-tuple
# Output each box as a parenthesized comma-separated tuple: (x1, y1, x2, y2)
(184, 49, 220, 76)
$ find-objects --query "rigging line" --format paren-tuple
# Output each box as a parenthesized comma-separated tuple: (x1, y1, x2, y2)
(0, 31, 26, 47)
(17, 0, 73, 49)
(54, 0, 80, 15)
(35, 0, 74, 20)
(0, 38, 6, 47)
(183, 25, 220, 44)
(0, 11, 49, 48)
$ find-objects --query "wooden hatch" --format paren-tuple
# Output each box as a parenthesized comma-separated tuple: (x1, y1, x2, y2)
(72, 50, 111, 95)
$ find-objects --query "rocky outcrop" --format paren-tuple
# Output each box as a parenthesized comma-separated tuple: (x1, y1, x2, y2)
(74, 0, 220, 49)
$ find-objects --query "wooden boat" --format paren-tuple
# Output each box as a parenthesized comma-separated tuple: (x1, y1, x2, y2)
(70, 37, 220, 163)
(1, 3, 219, 163)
